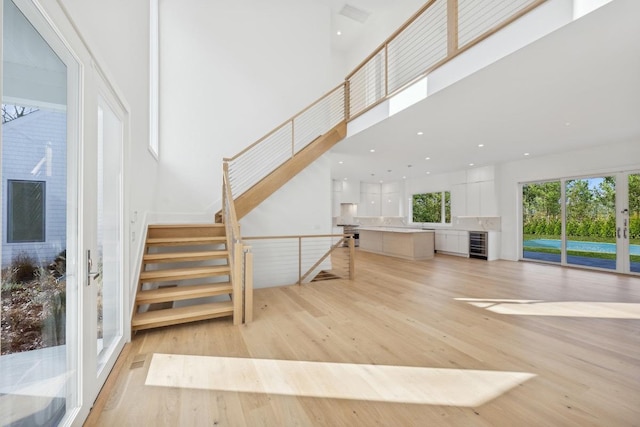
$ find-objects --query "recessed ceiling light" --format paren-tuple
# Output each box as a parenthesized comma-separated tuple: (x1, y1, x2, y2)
(426, 171, 431, 175)
(478, 144, 484, 148)
(469, 163, 474, 166)
(402, 176, 407, 179)
(370, 149, 375, 153)
(417, 131, 424, 136)
(524, 152, 530, 156)
(338, 161, 344, 164)
(337, 30, 342, 36)
(425, 157, 431, 160)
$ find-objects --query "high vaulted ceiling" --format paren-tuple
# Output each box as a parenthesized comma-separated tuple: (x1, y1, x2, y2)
(328, 0, 640, 184)
(313, 0, 425, 53)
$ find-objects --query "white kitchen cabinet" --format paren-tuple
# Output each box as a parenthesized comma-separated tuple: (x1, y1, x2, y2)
(451, 183, 466, 218)
(332, 180, 341, 217)
(480, 180, 498, 216)
(360, 192, 381, 216)
(381, 192, 400, 216)
(341, 180, 360, 204)
(435, 230, 469, 256)
(465, 180, 497, 216)
(488, 231, 501, 261)
(466, 182, 481, 216)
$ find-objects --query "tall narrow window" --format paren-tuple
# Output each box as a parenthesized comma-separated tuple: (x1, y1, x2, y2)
(149, 0, 159, 157)
(7, 180, 46, 243)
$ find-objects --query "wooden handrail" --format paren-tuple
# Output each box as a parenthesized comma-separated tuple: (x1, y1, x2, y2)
(222, 163, 241, 238)
(244, 233, 353, 240)
(299, 237, 351, 284)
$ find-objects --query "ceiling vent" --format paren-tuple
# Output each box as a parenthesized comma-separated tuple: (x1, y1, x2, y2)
(339, 4, 371, 24)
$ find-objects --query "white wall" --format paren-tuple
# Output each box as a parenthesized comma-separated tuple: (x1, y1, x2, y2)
(157, 0, 333, 217)
(241, 155, 332, 288)
(341, 1, 425, 73)
(497, 139, 640, 261)
(59, 0, 155, 292)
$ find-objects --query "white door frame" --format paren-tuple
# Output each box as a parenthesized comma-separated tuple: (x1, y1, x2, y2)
(2, 1, 130, 425)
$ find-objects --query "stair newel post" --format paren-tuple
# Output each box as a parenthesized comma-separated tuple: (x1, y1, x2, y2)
(298, 237, 302, 285)
(349, 235, 355, 280)
(344, 80, 350, 121)
(232, 240, 243, 325)
(447, 0, 459, 57)
(243, 246, 253, 323)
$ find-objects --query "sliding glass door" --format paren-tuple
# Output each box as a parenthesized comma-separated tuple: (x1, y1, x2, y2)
(624, 173, 640, 273)
(565, 176, 616, 270)
(522, 172, 640, 275)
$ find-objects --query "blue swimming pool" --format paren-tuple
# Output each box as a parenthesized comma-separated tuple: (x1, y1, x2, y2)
(524, 239, 640, 255)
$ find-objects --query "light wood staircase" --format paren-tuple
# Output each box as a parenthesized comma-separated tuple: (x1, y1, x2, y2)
(132, 223, 239, 331)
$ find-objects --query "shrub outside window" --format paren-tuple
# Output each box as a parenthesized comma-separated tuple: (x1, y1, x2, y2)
(412, 191, 450, 223)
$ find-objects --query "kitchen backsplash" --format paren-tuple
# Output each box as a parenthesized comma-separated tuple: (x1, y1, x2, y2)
(333, 215, 501, 231)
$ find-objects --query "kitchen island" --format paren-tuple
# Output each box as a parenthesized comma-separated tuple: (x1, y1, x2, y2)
(358, 227, 435, 261)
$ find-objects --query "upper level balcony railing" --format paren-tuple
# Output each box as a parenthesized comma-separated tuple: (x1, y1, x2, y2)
(224, 0, 547, 200)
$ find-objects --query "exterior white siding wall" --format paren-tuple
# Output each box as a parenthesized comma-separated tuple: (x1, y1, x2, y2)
(1, 110, 66, 268)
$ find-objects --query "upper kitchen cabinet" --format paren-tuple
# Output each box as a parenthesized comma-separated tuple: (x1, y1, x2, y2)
(381, 191, 401, 216)
(360, 182, 381, 216)
(332, 179, 360, 205)
(381, 181, 402, 217)
(465, 166, 498, 216)
(342, 180, 360, 204)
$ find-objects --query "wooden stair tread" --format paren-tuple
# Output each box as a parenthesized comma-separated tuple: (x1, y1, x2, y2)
(140, 266, 230, 282)
(147, 236, 226, 246)
(148, 223, 224, 229)
(136, 282, 233, 304)
(132, 301, 234, 330)
(143, 250, 229, 263)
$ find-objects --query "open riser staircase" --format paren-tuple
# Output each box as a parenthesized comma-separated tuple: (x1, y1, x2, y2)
(132, 224, 238, 331)
(132, 1, 553, 331)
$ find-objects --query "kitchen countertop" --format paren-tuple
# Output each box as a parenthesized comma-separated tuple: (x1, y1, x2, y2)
(358, 227, 434, 233)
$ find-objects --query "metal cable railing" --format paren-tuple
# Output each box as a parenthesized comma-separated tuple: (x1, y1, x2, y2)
(387, 0, 448, 95)
(242, 234, 355, 287)
(458, 0, 534, 47)
(224, 84, 345, 199)
(225, 0, 547, 199)
(346, 0, 546, 120)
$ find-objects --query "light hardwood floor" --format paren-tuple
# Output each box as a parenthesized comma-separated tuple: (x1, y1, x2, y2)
(86, 251, 640, 426)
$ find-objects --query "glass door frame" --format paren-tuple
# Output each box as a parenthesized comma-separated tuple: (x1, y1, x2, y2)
(520, 170, 640, 276)
(2, 0, 83, 424)
(92, 76, 127, 389)
(3, 1, 130, 425)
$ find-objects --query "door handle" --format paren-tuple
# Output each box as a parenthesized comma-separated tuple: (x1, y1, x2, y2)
(624, 228, 627, 239)
(87, 250, 101, 286)
(617, 227, 621, 238)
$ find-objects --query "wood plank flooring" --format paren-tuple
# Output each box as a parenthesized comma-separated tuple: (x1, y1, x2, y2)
(86, 251, 640, 426)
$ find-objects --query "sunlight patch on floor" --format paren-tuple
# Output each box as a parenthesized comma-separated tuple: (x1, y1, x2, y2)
(145, 353, 535, 406)
(456, 298, 640, 319)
